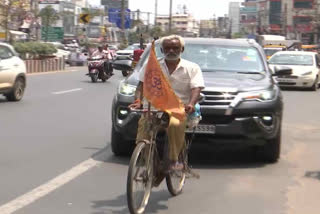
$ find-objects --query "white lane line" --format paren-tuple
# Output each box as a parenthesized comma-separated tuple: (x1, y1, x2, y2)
(0, 158, 101, 214)
(52, 88, 82, 95)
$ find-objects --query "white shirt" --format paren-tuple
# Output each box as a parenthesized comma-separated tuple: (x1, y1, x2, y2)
(139, 58, 205, 104)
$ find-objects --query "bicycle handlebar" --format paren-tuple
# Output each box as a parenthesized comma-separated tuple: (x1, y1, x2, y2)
(130, 108, 164, 114)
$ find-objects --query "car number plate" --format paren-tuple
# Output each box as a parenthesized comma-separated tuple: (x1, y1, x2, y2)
(186, 124, 216, 134)
(277, 78, 295, 83)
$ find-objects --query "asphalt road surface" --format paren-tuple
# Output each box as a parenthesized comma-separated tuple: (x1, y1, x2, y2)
(0, 66, 320, 214)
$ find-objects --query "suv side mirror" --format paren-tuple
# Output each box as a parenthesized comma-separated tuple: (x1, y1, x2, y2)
(272, 66, 292, 76)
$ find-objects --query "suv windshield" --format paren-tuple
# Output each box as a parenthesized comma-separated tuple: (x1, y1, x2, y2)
(269, 54, 314, 66)
(154, 43, 264, 73)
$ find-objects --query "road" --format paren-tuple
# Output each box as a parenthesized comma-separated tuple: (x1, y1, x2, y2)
(0, 66, 320, 214)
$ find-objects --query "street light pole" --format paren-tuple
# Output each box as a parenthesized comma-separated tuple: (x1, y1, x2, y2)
(169, 0, 172, 33)
(154, 0, 158, 26)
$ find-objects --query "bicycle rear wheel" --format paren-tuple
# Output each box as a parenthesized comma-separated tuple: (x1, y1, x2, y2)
(165, 138, 189, 196)
(127, 141, 153, 214)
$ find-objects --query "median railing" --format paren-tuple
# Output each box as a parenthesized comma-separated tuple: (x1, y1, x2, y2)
(24, 57, 65, 73)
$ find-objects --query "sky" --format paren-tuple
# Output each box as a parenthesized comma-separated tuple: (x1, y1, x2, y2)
(91, 0, 244, 21)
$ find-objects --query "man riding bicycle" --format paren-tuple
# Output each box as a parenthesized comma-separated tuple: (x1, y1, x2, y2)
(129, 35, 205, 171)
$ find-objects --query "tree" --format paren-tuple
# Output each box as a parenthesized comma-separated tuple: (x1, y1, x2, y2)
(38, 6, 60, 42)
(0, 0, 29, 41)
(150, 26, 164, 38)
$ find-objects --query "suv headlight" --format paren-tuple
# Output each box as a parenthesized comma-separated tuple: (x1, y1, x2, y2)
(119, 82, 136, 96)
(241, 89, 276, 101)
(302, 71, 312, 76)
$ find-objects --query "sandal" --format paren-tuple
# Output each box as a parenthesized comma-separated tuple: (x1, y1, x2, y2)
(169, 161, 184, 171)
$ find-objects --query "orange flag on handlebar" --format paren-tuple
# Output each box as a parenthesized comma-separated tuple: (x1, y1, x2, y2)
(143, 42, 186, 121)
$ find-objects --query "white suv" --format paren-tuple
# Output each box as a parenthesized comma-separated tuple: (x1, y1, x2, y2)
(0, 42, 26, 101)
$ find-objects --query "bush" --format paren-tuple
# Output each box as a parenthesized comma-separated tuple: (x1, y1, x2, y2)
(13, 42, 57, 59)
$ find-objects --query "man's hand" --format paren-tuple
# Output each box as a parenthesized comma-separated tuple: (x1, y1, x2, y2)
(185, 103, 195, 114)
(128, 99, 142, 109)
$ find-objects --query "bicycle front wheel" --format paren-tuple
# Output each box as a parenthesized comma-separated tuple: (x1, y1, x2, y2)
(127, 141, 153, 214)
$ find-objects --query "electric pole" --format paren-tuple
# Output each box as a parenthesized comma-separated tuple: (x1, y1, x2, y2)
(121, 0, 125, 31)
(120, 0, 126, 45)
(169, 0, 172, 33)
(154, 0, 158, 25)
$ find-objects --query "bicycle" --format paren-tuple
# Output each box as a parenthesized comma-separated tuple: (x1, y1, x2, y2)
(126, 107, 199, 214)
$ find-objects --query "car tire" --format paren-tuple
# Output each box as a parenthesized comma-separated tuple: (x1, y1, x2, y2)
(122, 70, 129, 77)
(5, 77, 25, 102)
(310, 76, 318, 91)
(111, 126, 132, 156)
(255, 128, 281, 163)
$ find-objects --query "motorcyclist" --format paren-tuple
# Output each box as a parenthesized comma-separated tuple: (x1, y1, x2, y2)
(103, 43, 114, 75)
(91, 45, 110, 75)
(92, 45, 106, 58)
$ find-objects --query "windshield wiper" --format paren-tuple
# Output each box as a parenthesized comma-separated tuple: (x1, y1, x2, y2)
(237, 71, 265, 75)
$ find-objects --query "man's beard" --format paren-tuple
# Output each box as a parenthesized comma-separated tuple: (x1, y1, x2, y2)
(165, 52, 181, 61)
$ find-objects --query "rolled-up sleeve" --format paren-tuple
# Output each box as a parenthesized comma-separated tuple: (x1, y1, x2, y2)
(190, 64, 205, 89)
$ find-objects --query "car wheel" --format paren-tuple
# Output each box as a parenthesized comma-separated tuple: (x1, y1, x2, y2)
(310, 76, 318, 91)
(255, 127, 281, 163)
(122, 70, 129, 77)
(111, 126, 132, 156)
(5, 77, 25, 101)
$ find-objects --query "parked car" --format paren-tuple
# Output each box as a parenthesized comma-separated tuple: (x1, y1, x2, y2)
(111, 38, 291, 162)
(66, 50, 88, 66)
(268, 51, 320, 90)
(0, 42, 26, 101)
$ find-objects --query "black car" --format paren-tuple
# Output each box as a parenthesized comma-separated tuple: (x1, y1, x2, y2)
(111, 38, 291, 162)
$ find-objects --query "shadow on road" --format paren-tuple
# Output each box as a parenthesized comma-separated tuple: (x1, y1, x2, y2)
(0, 98, 7, 103)
(91, 190, 169, 214)
(280, 87, 316, 92)
(305, 171, 320, 180)
(90, 145, 130, 166)
(90, 142, 267, 170)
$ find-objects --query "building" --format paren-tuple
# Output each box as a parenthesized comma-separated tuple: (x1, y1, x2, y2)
(217, 16, 230, 38)
(256, 0, 319, 44)
(229, 2, 241, 35)
(156, 13, 199, 37)
(284, 0, 318, 43)
(199, 20, 215, 37)
(240, 0, 258, 38)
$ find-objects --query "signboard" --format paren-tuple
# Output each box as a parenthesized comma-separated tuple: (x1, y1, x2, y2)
(101, 0, 128, 8)
(41, 27, 64, 41)
(79, 14, 90, 24)
(108, 8, 131, 29)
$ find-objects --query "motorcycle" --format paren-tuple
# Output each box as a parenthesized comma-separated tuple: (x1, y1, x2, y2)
(86, 55, 112, 83)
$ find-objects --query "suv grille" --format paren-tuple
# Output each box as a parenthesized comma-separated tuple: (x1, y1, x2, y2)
(201, 91, 238, 106)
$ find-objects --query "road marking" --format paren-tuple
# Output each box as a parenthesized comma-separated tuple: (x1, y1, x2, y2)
(0, 158, 101, 214)
(52, 88, 82, 95)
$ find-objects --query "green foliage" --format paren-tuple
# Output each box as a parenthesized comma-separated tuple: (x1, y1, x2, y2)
(150, 26, 164, 38)
(232, 32, 245, 39)
(13, 42, 57, 59)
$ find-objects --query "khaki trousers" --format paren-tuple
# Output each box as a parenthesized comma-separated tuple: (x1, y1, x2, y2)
(136, 115, 187, 161)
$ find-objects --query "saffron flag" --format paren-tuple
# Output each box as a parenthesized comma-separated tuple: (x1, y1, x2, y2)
(143, 42, 186, 121)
